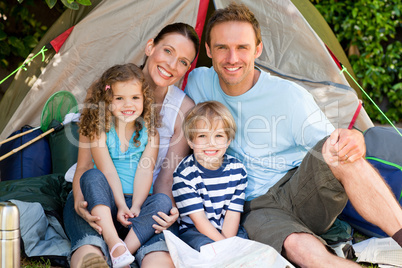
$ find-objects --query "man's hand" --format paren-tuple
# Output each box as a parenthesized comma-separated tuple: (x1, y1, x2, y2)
(329, 128, 365, 163)
(152, 207, 180, 233)
(75, 200, 102, 235)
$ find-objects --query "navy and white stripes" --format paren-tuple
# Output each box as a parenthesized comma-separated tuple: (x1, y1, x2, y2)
(173, 154, 247, 232)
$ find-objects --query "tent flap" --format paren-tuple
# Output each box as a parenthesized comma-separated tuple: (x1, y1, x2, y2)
(0, 0, 373, 141)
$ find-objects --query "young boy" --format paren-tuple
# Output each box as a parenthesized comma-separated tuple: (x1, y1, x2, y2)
(172, 101, 248, 251)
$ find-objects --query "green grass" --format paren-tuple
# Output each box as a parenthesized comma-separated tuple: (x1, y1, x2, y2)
(20, 231, 379, 267)
(21, 257, 52, 268)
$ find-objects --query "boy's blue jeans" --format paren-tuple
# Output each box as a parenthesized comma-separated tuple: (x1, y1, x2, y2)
(179, 225, 248, 251)
(63, 169, 173, 266)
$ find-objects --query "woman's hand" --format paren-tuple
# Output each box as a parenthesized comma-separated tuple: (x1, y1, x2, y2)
(152, 207, 179, 233)
(74, 199, 102, 235)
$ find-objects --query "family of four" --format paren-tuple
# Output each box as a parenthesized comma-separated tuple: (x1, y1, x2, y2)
(63, 3, 402, 268)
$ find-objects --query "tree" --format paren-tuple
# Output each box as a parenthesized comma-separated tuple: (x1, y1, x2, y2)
(0, 0, 92, 99)
(311, 0, 402, 124)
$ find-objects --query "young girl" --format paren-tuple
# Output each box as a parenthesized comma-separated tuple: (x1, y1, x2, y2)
(79, 63, 172, 268)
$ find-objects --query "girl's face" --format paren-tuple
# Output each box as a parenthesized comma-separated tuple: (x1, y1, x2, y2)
(110, 79, 144, 125)
(144, 33, 196, 88)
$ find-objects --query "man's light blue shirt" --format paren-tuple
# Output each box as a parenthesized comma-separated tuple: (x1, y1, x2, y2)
(185, 67, 334, 200)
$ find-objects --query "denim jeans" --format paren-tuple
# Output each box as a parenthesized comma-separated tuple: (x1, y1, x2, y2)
(63, 169, 172, 265)
(179, 225, 248, 251)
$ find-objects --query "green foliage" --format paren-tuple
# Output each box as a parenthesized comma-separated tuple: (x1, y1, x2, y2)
(0, 0, 92, 70)
(310, 0, 402, 124)
(0, 1, 45, 68)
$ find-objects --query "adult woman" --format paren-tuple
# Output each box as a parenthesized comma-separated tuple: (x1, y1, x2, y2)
(63, 22, 199, 267)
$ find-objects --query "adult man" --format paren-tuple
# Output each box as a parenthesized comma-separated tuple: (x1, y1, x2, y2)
(185, 3, 402, 267)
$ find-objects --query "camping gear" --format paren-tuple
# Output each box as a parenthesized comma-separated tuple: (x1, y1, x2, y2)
(0, 175, 72, 267)
(0, 125, 52, 181)
(0, 174, 72, 218)
(340, 126, 402, 237)
(164, 230, 295, 268)
(10, 199, 70, 268)
(0, 201, 20, 268)
(48, 121, 80, 175)
(0, 0, 382, 264)
(0, 91, 78, 162)
(0, 0, 374, 142)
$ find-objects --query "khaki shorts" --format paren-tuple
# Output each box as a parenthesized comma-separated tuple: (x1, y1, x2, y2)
(242, 137, 348, 253)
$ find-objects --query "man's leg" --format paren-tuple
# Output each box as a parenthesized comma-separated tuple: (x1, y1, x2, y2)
(243, 137, 361, 267)
(322, 139, 402, 241)
(283, 233, 359, 268)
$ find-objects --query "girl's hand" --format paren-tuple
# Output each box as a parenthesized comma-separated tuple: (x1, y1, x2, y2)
(152, 207, 179, 233)
(117, 205, 134, 227)
(130, 204, 141, 217)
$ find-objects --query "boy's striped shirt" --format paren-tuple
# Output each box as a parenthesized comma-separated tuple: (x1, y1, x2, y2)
(173, 154, 247, 232)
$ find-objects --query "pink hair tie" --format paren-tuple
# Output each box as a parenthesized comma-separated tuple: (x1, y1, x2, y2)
(105, 85, 110, 91)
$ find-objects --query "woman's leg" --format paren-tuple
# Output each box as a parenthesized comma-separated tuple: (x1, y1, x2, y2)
(63, 174, 110, 267)
(141, 251, 175, 268)
(70, 245, 105, 268)
(134, 223, 179, 267)
(80, 169, 134, 265)
(124, 193, 172, 252)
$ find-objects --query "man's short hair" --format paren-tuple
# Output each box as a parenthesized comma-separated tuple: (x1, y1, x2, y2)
(205, 2, 262, 47)
(183, 101, 236, 142)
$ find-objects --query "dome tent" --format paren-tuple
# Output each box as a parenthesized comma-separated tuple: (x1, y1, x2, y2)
(0, 0, 373, 140)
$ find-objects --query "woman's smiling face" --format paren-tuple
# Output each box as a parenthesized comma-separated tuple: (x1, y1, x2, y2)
(144, 33, 196, 88)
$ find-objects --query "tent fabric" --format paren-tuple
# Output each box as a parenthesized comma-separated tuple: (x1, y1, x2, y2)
(215, 0, 373, 130)
(0, 0, 203, 140)
(290, 0, 360, 97)
(0, 0, 374, 140)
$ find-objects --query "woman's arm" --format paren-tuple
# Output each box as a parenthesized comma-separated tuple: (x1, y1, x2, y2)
(153, 96, 194, 201)
(72, 134, 103, 233)
(221, 210, 241, 238)
(151, 96, 194, 232)
(189, 211, 226, 241)
(131, 130, 159, 215)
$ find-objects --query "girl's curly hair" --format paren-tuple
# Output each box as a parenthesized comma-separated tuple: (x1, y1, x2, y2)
(79, 63, 159, 147)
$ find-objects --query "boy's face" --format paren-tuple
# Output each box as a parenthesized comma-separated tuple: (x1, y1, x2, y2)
(188, 119, 231, 170)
